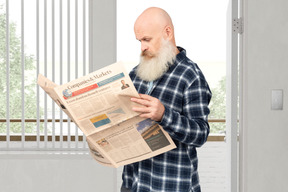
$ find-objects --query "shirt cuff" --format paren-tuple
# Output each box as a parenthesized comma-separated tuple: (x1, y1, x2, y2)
(157, 105, 171, 128)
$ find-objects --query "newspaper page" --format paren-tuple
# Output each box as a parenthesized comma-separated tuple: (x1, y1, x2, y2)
(37, 61, 176, 168)
(37, 74, 77, 124)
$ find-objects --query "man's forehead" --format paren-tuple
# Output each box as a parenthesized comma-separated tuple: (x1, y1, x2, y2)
(134, 24, 157, 40)
(135, 31, 152, 41)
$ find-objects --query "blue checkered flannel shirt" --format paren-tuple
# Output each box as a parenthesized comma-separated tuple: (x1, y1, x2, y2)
(122, 47, 212, 192)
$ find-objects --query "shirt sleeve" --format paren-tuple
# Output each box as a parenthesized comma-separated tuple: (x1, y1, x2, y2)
(158, 76, 211, 147)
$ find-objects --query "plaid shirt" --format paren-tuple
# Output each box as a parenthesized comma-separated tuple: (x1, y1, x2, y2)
(122, 47, 212, 192)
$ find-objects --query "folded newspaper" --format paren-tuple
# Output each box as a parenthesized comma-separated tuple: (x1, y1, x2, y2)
(37, 62, 176, 168)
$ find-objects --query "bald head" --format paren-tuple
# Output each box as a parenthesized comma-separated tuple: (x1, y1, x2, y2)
(134, 7, 176, 47)
(135, 7, 173, 34)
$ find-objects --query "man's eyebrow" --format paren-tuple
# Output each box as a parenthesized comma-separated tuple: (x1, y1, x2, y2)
(138, 36, 151, 41)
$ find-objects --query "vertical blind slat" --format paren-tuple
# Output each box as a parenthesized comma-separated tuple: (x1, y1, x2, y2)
(83, 0, 86, 76)
(21, 0, 25, 148)
(36, 0, 40, 149)
(6, 0, 10, 148)
(82, 0, 87, 149)
(44, 0, 48, 148)
(59, 0, 63, 148)
(67, 0, 71, 148)
(52, 0, 56, 148)
(75, 0, 79, 148)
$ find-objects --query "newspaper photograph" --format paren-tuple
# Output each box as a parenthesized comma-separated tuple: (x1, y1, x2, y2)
(37, 61, 176, 168)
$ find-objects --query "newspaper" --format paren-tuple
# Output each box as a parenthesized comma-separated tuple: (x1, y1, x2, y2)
(37, 62, 176, 168)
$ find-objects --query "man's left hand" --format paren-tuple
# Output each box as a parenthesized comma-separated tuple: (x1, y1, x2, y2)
(131, 94, 165, 122)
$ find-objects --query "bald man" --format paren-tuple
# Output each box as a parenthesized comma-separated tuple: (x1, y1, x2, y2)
(121, 7, 212, 192)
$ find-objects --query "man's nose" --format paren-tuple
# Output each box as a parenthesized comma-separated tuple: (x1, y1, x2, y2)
(141, 43, 148, 52)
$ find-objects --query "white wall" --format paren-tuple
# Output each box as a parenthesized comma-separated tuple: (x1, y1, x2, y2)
(241, 0, 288, 191)
(0, 153, 115, 192)
(89, 0, 116, 71)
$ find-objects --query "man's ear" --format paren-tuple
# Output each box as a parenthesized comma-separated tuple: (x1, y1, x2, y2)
(164, 26, 173, 40)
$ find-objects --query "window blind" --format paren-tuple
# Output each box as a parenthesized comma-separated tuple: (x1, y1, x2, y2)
(0, 0, 89, 151)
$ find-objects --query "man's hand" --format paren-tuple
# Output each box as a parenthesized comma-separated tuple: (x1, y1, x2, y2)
(131, 94, 165, 122)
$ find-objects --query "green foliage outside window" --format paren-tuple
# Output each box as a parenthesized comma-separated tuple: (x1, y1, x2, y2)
(209, 77, 226, 134)
(0, 7, 43, 134)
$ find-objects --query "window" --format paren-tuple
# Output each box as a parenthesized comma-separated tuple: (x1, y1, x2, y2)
(117, 0, 228, 134)
(0, 0, 89, 150)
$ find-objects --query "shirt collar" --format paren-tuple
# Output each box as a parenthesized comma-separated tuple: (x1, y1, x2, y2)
(175, 46, 187, 62)
(166, 46, 186, 72)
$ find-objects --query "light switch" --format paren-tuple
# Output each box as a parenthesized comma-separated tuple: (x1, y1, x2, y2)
(271, 89, 283, 110)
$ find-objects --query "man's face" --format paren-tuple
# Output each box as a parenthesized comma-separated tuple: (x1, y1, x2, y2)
(134, 24, 163, 60)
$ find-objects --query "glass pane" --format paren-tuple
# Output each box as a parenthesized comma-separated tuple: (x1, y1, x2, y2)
(117, 0, 228, 134)
(1, 0, 89, 136)
(0, 122, 6, 134)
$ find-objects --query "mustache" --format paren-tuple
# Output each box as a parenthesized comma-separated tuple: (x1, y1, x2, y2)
(141, 50, 155, 58)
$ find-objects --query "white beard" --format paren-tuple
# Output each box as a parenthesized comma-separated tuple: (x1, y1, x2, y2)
(136, 39, 176, 82)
